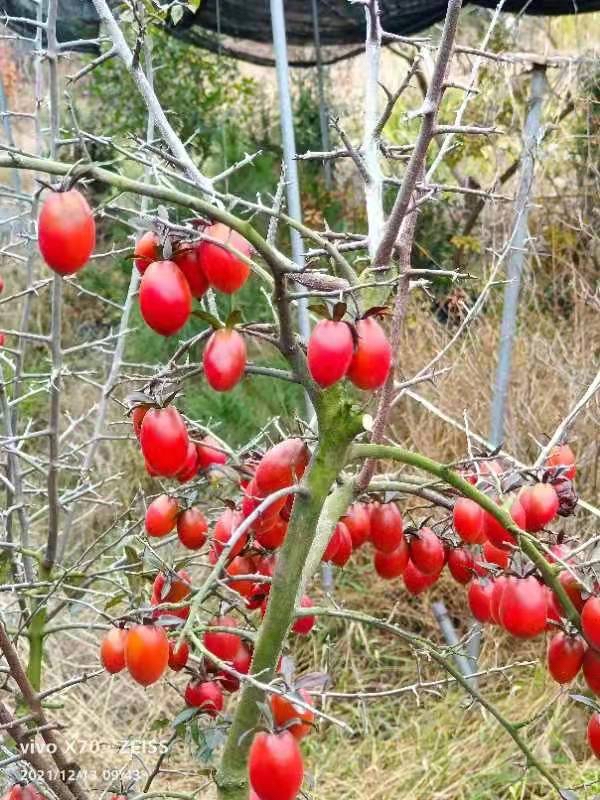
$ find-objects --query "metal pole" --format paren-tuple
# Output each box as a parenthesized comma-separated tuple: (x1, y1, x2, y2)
(311, 0, 333, 189)
(489, 65, 548, 448)
(468, 65, 548, 674)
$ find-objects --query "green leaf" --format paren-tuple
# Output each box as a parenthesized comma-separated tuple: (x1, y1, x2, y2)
(225, 309, 243, 329)
(192, 309, 223, 329)
(171, 5, 184, 25)
(307, 304, 331, 320)
(172, 706, 197, 730)
(124, 545, 143, 599)
(104, 593, 126, 612)
(187, 0, 203, 11)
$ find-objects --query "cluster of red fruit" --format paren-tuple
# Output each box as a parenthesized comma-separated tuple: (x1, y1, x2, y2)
(134, 223, 252, 339)
(307, 312, 392, 390)
(1, 786, 46, 800)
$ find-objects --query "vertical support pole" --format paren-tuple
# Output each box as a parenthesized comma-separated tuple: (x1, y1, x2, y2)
(468, 65, 548, 675)
(489, 65, 548, 448)
(311, 0, 332, 189)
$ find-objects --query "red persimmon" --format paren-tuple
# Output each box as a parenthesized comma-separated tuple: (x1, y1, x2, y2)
(38, 189, 95, 275)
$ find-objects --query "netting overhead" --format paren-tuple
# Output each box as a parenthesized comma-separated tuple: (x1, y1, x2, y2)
(3, 0, 600, 62)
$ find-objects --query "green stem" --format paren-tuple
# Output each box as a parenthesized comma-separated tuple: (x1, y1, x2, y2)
(350, 444, 581, 630)
(215, 389, 362, 800)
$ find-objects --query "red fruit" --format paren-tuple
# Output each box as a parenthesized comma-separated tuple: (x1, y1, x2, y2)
(402, 559, 439, 595)
(125, 624, 169, 686)
(499, 577, 547, 638)
(270, 688, 315, 740)
(184, 680, 224, 716)
(322, 521, 350, 565)
(410, 528, 445, 576)
(341, 502, 371, 549)
(173, 243, 209, 298)
(140, 406, 189, 477)
(254, 516, 288, 550)
(196, 435, 228, 469)
(213, 507, 247, 558)
(292, 595, 315, 635)
(520, 483, 559, 532)
(218, 642, 252, 692)
(374, 540, 409, 579)
(246, 555, 275, 609)
(152, 570, 191, 619)
(548, 543, 571, 564)
(307, 319, 354, 388)
(226, 555, 256, 598)
(582, 597, 600, 649)
(347, 317, 392, 390)
(198, 223, 251, 293)
(370, 502, 403, 554)
(0, 333, 4, 347)
(547, 632, 585, 683)
(168, 640, 190, 671)
(482, 539, 510, 570)
(242, 479, 287, 528)
(447, 548, 475, 584)
(132, 404, 150, 439)
(176, 441, 199, 483)
(483, 498, 526, 550)
(204, 616, 241, 662)
(583, 648, 600, 695)
(249, 731, 304, 800)
(203, 328, 247, 392)
(145, 495, 179, 538)
(100, 628, 127, 674)
(177, 507, 208, 550)
(255, 439, 310, 495)
(139, 260, 192, 336)
(545, 585, 562, 629)
(38, 189, 95, 275)
(546, 444, 576, 480)
(468, 579, 494, 623)
(554, 570, 585, 614)
(4, 785, 46, 800)
(588, 712, 600, 758)
(453, 498, 485, 544)
(489, 576, 509, 624)
(134, 230, 159, 274)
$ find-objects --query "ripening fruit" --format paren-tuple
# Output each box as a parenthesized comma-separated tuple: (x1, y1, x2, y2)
(588, 713, 600, 758)
(131, 404, 149, 439)
(203, 328, 247, 392)
(347, 317, 392, 390)
(554, 570, 585, 614)
(292, 595, 315, 635)
(198, 223, 251, 293)
(134, 231, 160, 274)
(248, 730, 304, 800)
(447, 547, 475, 584)
(218, 642, 253, 693)
(370, 502, 404, 554)
(374, 540, 409, 579)
(38, 189, 96, 275)
(403, 559, 439, 595)
(3, 785, 46, 800)
(546, 444, 576, 480)
(254, 516, 288, 550)
(196, 435, 228, 469)
(270, 688, 315, 740)
(583, 649, 600, 695)
(499, 577, 547, 638)
(213, 507, 246, 558)
(204, 616, 241, 662)
(145, 495, 179, 538)
(322, 522, 353, 567)
(168, 640, 190, 671)
(139, 260, 192, 336)
(125, 624, 169, 686)
(173, 243, 209, 298)
(410, 528, 445, 576)
(341, 502, 371, 549)
(177, 507, 208, 550)
(482, 539, 510, 570)
(140, 406, 189, 477)
(489, 576, 509, 625)
(483, 498, 526, 550)
(151, 570, 191, 621)
(100, 628, 128, 673)
(468, 579, 494, 623)
(520, 483, 559, 532)
(255, 438, 310, 495)
(176, 441, 199, 483)
(582, 597, 600, 649)
(184, 680, 224, 716)
(547, 632, 585, 683)
(453, 498, 485, 544)
(307, 319, 354, 388)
